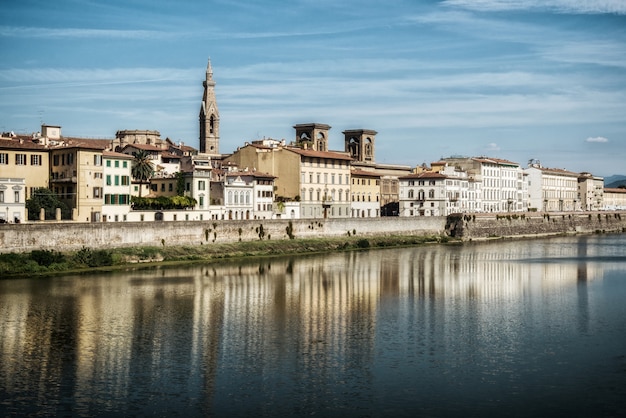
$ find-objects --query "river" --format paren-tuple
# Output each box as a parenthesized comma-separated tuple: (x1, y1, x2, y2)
(1, 234, 625, 417)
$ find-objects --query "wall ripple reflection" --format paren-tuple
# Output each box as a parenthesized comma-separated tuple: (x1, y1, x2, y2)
(1, 235, 625, 417)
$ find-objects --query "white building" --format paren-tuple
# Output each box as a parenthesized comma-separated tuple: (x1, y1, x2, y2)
(102, 151, 133, 222)
(398, 172, 448, 216)
(0, 177, 26, 223)
(524, 163, 580, 212)
(225, 170, 276, 220)
(443, 156, 525, 212)
(578, 172, 604, 211)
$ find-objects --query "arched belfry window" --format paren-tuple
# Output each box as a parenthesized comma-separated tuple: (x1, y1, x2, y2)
(209, 115, 215, 134)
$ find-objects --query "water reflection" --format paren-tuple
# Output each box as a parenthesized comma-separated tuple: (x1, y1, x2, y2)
(1, 235, 625, 417)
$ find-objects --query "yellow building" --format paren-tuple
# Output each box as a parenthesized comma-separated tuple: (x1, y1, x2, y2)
(350, 169, 381, 217)
(50, 141, 108, 222)
(0, 137, 50, 198)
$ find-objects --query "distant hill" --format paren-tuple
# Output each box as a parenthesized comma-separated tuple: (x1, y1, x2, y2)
(605, 174, 626, 188)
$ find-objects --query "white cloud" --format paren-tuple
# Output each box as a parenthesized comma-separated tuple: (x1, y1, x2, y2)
(585, 136, 609, 143)
(442, 0, 626, 15)
(485, 142, 500, 152)
(0, 26, 171, 40)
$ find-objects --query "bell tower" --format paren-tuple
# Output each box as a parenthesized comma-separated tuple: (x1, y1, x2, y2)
(199, 58, 220, 154)
(294, 123, 331, 151)
(343, 129, 377, 163)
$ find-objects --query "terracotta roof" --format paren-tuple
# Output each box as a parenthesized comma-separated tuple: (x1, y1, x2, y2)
(121, 143, 163, 152)
(529, 166, 580, 176)
(604, 188, 626, 194)
(103, 150, 133, 159)
(350, 169, 381, 177)
(472, 156, 520, 166)
(285, 146, 352, 160)
(226, 170, 276, 179)
(399, 172, 448, 180)
(0, 138, 48, 150)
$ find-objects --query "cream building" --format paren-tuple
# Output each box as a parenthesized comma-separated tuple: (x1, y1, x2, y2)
(524, 163, 580, 212)
(225, 124, 353, 219)
(398, 172, 448, 216)
(578, 172, 604, 211)
(603, 188, 626, 210)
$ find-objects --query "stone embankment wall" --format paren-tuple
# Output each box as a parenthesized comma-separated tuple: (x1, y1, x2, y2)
(0, 217, 446, 254)
(447, 212, 626, 240)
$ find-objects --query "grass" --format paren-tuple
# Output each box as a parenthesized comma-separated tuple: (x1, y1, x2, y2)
(0, 234, 454, 278)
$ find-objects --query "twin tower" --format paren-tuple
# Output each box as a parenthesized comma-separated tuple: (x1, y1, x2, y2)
(199, 59, 377, 164)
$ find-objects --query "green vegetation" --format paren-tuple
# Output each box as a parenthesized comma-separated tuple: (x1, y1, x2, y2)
(131, 195, 197, 210)
(0, 234, 454, 278)
(131, 150, 154, 197)
(25, 188, 71, 220)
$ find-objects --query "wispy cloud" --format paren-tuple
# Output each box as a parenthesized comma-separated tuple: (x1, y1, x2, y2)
(585, 136, 609, 143)
(442, 0, 626, 15)
(0, 26, 172, 40)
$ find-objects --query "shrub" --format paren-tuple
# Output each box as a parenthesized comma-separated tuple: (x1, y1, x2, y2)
(31, 249, 65, 267)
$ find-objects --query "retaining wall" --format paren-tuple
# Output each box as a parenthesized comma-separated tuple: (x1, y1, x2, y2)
(447, 212, 626, 240)
(0, 217, 446, 253)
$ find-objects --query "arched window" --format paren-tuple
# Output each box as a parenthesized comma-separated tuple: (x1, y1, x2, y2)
(418, 189, 425, 200)
(429, 189, 435, 198)
(408, 189, 414, 199)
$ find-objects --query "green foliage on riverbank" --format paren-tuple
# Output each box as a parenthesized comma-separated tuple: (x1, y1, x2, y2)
(0, 234, 452, 278)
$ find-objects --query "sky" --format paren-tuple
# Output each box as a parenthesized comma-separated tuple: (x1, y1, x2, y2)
(1, 0, 625, 177)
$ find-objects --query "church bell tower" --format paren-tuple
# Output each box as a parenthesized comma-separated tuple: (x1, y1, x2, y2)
(199, 59, 220, 154)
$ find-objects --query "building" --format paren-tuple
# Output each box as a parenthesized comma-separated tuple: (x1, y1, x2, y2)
(49, 141, 109, 222)
(102, 151, 133, 222)
(398, 172, 448, 216)
(524, 163, 580, 212)
(224, 170, 276, 220)
(225, 125, 353, 219)
(603, 188, 626, 210)
(0, 135, 50, 206)
(350, 169, 381, 217)
(578, 172, 604, 211)
(443, 156, 525, 212)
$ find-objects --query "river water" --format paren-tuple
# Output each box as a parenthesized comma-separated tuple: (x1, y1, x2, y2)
(1, 235, 625, 417)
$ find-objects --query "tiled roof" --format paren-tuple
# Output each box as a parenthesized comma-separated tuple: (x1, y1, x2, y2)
(103, 150, 133, 159)
(226, 170, 276, 179)
(285, 146, 352, 160)
(350, 169, 381, 177)
(604, 188, 626, 194)
(399, 172, 448, 180)
(0, 138, 48, 150)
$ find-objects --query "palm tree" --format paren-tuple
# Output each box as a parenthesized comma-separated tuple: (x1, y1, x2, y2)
(131, 150, 154, 197)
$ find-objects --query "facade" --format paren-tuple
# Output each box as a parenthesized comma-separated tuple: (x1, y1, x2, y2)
(224, 171, 275, 220)
(603, 188, 626, 210)
(102, 151, 133, 222)
(398, 172, 448, 216)
(199, 59, 220, 154)
(0, 137, 50, 203)
(350, 169, 381, 217)
(443, 156, 525, 212)
(525, 164, 580, 212)
(50, 143, 107, 222)
(0, 178, 26, 223)
(578, 172, 604, 211)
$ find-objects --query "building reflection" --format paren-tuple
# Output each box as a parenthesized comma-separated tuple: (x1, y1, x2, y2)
(0, 237, 617, 413)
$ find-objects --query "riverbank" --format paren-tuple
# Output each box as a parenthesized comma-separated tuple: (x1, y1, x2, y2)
(0, 234, 453, 278)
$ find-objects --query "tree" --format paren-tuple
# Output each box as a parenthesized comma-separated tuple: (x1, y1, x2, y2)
(25, 188, 70, 220)
(131, 150, 154, 197)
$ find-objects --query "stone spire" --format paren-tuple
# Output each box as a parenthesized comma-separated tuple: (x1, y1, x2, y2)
(199, 58, 220, 154)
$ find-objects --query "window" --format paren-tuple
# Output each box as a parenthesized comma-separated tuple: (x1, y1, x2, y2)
(0, 191, 3, 202)
(94, 155, 102, 166)
(114, 160, 119, 168)
(106, 160, 111, 167)
(106, 175, 111, 186)
(429, 189, 435, 198)
(408, 190, 414, 198)
(15, 154, 27, 165)
(14, 191, 20, 203)
(114, 175, 119, 186)
(0, 153, 8, 164)
(93, 187, 102, 198)
(121, 176, 129, 186)
(168, 183, 173, 192)
(31, 155, 42, 165)
(123, 161, 128, 168)
(198, 181, 206, 191)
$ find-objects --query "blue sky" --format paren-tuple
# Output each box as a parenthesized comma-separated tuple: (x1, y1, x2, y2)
(1, 0, 625, 176)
